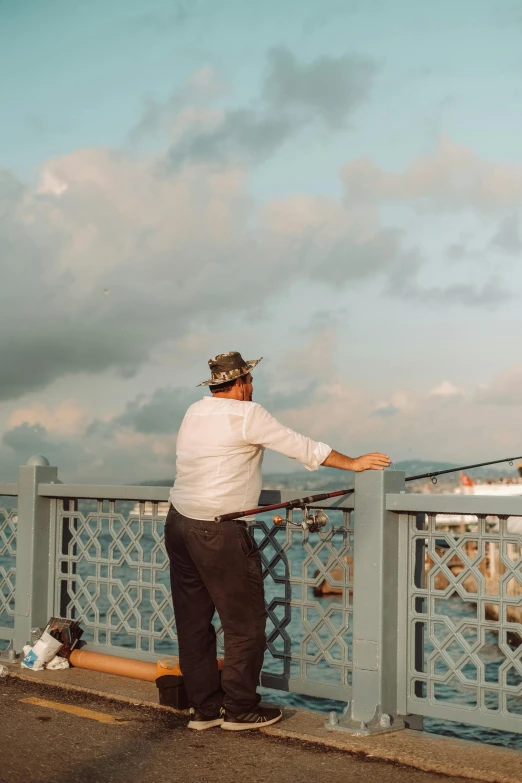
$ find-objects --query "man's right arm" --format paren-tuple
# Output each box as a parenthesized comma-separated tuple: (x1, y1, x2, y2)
(245, 404, 390, 472)
(322, 450, 390, 472)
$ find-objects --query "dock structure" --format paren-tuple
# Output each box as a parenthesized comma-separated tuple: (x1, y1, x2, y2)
(2, 459, 522, 755)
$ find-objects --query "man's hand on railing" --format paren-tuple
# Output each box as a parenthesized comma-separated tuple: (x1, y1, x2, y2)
(351, 452, 391, 471)
(321, 450, 391, 472)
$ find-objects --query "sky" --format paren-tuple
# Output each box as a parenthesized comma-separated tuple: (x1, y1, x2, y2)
(1, 0, 522, 483)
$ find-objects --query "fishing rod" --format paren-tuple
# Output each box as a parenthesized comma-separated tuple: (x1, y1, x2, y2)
(215, 455, 522, 531)
(404, 455, 522, 484)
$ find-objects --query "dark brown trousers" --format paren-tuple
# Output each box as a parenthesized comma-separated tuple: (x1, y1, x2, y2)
(164, 505, 266, 715)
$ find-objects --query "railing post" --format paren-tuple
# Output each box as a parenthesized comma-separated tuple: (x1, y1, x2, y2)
(327, 468, 405, 735)
(13, 456, 58, 654)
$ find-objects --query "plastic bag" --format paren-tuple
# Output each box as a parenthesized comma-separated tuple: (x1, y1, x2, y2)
(21, 631, 62, 671)
(46, 655, 69, 670)
(44, 618, 83, 659)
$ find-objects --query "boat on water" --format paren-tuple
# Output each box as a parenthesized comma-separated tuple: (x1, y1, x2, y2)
(433, 466, 522, 534)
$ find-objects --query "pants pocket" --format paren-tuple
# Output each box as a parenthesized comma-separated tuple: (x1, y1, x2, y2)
(237, 524, 256, 557)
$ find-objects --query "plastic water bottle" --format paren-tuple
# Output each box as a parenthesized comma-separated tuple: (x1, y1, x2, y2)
(31, 627, 43, 646)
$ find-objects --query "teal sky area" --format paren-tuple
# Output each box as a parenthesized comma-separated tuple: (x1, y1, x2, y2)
(3, 0, 522, 178)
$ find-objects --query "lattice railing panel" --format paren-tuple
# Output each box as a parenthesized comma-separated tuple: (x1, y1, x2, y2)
(55, 499, 353, 698)
(408, 512, 522, 733)
(55, 500, 175, 656)
(0, 505, 17, 635)
(255, 507, 353, 698)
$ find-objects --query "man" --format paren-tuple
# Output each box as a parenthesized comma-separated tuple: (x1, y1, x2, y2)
(165, 351, 390, 732)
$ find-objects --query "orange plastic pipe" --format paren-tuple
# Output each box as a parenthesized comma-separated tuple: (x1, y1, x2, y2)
(70, 650, 157, 682)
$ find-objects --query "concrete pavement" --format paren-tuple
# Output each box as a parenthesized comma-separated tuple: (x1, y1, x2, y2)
(0, 677, 474, 783)
(2, 664, 522, 783)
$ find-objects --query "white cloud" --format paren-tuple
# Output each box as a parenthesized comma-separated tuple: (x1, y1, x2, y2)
(342, 135, 522, 213)
(1, 136, 431, 402)
(430, 381, 465, 397)
(476, 366, 522, 406)
(7, 400, 87, 436)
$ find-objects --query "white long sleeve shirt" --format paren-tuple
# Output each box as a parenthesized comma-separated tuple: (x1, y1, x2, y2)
(169, 396, 332, 521)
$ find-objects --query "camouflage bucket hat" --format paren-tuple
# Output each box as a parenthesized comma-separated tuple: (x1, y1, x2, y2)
(197, 351, 262, 387)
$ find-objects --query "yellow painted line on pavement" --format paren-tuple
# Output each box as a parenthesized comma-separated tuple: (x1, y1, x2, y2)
(20, 697, 133, 725)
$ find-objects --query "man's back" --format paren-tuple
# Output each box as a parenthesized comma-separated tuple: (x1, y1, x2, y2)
(170, 396, 264, 521)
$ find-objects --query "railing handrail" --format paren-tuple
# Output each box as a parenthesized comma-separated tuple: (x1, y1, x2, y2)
(0, 483, 19, 497)
(387, 492, 522, 516)
(27, 481, 522, 515)
(38, 483, 171, 502)
(36, 483, 355, 509)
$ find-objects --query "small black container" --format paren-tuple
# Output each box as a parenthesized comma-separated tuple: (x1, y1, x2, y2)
(155, 674, 189, 709)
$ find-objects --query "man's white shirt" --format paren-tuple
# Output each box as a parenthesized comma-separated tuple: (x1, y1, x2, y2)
(170, 396, 332, 521)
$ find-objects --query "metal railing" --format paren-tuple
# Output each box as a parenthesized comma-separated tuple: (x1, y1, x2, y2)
(388, 492, 522, 735)
(48, 491, 354, 702)
(0, 483, 18, 650)
(2, 458, 522, 737)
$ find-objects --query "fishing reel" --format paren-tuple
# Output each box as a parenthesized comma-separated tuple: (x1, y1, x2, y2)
(273, 507, 329, 533)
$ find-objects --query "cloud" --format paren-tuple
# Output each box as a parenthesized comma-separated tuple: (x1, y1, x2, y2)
(3, 362, 522, 483)
(387, 274, 511, 309)
(342, 135, 522, 212)
(447, 243, 467, 261)
(430, 381, 465, 398)
(7, 400, 86, 435)
(166, 47, 376, 166)
(0, 139, 429, 402)
(87, 386, 201, 438)
(279, 329, 338, 377)
(371, 389, 414, 420)
(0, 423, 82, 478)
(3, 423, 50, 454)
(87, 374, 320, 442)
(262, 47, 376, 130)
(0, 153, 261, 400)
(259, 383, 318, 414)
(259, 193, 418, 289)
(0, 382, 320, 482)
(129, 69, 224, 143)
(476, 366, 522, 406)
(167, 110, 295, 167)
(0, 142, 507, 405)
(267, 377, 522, 467)
(490, 214, 522, 254)
(2, 61, 516, 407)
(372, 404, 399, 418)
(0, 418, 178, 484)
